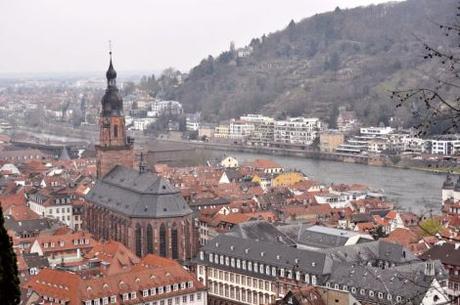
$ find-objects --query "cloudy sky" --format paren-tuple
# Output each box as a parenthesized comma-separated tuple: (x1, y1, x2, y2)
(0, 0, 396, 74)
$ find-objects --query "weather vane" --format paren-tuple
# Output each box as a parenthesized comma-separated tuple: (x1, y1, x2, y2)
(109, 40, 112, 56)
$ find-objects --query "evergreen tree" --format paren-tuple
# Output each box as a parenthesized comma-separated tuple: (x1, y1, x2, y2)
(0, 206, 21, 304)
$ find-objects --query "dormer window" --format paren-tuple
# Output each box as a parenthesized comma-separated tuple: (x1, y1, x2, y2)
(181, 282, 186, 289)
(225, 257, 229, 266)
(387, 294, 392, 301)
(280, 268, 285, 277)
(272, 267, 277, 277)
(110, 296, 116, 304)
(166, 285, 171, 293)
(122, 293, 129, 301)
(242, 260, 246, 270)
(143, 290, 149, 297)
(208, 253, 213, 263)
(304, 274, 310, 283)
(219, 255, 224, 265)
(343, 285, 348, 291)
(188, 281, 193, 288)
(130, 292, 136, 299)
(296, 271, 301, 281)
(173, 284, 178, 291)
(231, 258, 235, 267)
(236, 259, 241, 268)
(248, 262, 252, 271)
(199, 251, 204, 260)
(158, 287, 164, 294)
(369, 290, 375, 297)
(396, 296, 402, 302)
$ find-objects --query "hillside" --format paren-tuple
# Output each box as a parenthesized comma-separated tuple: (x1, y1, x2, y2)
(164, 0, 458, 126)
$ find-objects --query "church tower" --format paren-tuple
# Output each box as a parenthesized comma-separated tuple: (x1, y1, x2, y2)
(95, 52, 134, 178)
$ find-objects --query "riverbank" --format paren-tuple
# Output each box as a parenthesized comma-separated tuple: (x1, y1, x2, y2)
(9, 124, 459, 175)
(158, 139, 459, 175)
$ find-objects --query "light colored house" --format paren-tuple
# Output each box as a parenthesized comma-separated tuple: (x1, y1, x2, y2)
(221, 156, 239, 168)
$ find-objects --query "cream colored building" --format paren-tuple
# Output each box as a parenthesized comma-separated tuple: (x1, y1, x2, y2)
(319, 131, 344, 153)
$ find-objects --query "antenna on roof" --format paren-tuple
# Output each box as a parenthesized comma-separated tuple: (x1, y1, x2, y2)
(108, 40, 112, 57)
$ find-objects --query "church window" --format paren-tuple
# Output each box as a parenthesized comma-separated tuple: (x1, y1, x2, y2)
(135, 224, 142, 257)
(171, 224, 179, 259)
(146, 224, 154, 254)
(160, 223, 167, 257)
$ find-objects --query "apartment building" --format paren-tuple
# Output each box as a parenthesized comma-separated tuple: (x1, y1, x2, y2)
(274, 118, 321, 146)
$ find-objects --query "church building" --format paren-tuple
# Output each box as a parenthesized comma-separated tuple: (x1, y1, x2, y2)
(85, 53, 197, 261)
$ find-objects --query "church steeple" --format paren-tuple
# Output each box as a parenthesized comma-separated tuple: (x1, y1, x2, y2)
(96, 47, 134, 179)
(101, 51, 123, 117)
(106, 51, 117, 87)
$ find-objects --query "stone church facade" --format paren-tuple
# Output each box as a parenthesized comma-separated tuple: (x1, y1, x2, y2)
(85, 53, 197, 261)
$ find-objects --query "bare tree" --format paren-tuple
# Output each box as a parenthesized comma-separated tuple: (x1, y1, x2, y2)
(392, 3, 460, 136)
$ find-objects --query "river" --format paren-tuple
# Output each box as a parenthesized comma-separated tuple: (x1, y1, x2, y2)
(10, 128, 446, 213)
(221, 151, 445, 214)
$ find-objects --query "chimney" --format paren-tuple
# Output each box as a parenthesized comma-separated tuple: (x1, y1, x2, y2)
(424, 261, 435, 276)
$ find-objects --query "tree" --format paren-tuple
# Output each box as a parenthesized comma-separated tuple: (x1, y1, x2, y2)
(419, 218, 443, 236)
(0, 206, 21, 304)
(391, 4, 460, 135)
(370, 225, 387, 240)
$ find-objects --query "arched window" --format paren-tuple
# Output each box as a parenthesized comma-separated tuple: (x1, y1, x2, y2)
(184, 220, 191, 259)
(159, 223, 167, 257)
(135, 224, 142, 257)
(146, 224, 154, 254)
(113, 125, 118, 138)
(171, 224, 179, 259)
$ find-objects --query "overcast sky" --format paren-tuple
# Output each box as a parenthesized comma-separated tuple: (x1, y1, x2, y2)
(0, 0, 396, 75)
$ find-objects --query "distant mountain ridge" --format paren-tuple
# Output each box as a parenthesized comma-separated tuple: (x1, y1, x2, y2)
(167, 0, 457, 126)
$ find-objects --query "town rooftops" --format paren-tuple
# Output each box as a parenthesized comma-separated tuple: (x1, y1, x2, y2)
(4, 215, 54, 235)
(319, 239, 419, 264)
(227, 220, 296, 246)
(86, 165, 193, 218)
(278, 224, 373, 249)
(201, 233, 332, 276)
(420, 242, 460, 266)
(326, 260, 447, 305)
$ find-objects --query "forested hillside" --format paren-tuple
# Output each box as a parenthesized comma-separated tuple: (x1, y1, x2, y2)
(145, 0, 457, 127)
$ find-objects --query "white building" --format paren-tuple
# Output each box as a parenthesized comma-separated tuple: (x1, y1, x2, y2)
(152, 100, 183, 117)
(220, 156, 239, 168)
(132, 117, 156, 131)
(274, 117, 322, 146)
(229, 120, 255, 140)
(429, 135, 460, 155)
(360, 126, 393, 136)
(27, 192, 74, 227)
